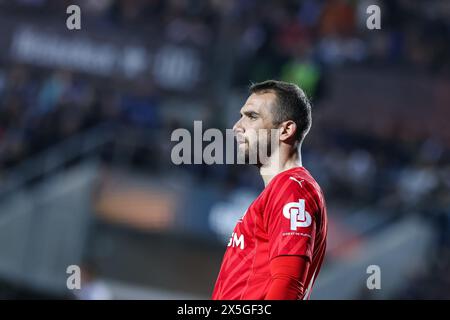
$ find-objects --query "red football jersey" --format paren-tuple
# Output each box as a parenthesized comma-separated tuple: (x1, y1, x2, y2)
(212, 166, 327, 300)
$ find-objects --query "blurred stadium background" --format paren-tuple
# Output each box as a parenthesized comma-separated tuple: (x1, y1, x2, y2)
(0, 0, 449, 299)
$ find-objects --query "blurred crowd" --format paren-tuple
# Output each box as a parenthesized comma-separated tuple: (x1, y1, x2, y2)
(4, 0, 450, 75)
(232, 0, 450, 86)
(0, 66, 162, 174)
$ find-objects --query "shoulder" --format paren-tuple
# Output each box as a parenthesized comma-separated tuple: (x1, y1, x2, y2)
(267, 167, 324, 204)
(270, 167, 318, 190)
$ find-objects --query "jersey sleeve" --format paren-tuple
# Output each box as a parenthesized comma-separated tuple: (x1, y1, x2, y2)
(265, 255, 310, 300)
(265, 177, 319, 262)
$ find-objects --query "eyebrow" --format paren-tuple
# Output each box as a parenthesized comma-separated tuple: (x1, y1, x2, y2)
(240, 110, 260, 117)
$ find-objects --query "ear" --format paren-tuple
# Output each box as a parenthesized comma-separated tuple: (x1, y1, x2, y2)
(279, 120, 297, 142)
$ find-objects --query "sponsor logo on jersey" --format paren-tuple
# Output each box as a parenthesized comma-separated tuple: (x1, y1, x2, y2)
(283, 199, 312, 230)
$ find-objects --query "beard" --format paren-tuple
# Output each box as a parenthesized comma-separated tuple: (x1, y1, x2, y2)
(236, 131, 275, 166)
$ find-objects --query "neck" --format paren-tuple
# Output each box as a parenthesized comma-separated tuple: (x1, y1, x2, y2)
(260, 145, 302, 187)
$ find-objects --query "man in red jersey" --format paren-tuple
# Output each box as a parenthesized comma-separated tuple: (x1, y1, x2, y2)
(212, 80, 327, 300)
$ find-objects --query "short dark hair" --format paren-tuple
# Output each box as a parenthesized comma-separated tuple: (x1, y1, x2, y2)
(249, 80, 312, 143)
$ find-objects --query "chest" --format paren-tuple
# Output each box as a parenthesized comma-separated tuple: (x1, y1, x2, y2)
(227, 193, 269, 250)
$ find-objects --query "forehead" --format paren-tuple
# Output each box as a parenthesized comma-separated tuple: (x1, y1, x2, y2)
(241, 91, 277, 113)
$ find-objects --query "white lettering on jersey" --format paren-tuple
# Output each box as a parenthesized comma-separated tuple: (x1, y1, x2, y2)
(227, 232, 245, 249)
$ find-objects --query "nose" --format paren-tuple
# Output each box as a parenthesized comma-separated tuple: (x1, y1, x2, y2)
(233, 117, 244, 134)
